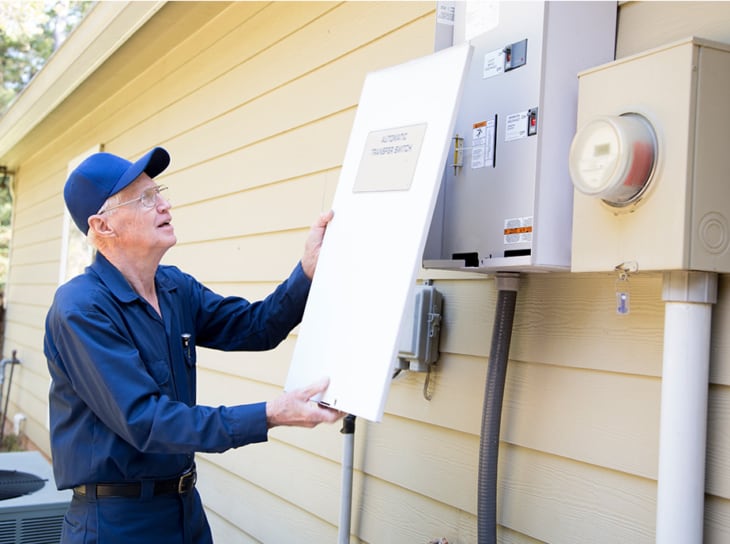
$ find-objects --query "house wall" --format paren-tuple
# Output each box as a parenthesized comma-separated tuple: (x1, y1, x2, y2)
(2, 1, 729, 543)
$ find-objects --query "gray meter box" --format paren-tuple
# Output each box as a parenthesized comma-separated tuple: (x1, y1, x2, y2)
(424, 1, 617, 272)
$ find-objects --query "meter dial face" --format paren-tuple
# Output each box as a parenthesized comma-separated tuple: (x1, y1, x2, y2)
(569, 120, 621, 194)
(569, 114, 656, 207)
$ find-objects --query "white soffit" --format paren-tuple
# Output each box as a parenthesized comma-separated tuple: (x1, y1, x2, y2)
(0, 1, 166, 161)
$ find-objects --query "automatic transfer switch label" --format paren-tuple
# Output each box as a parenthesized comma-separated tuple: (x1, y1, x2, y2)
(354, 123, 427, 192)
(504, 216, 533, 244)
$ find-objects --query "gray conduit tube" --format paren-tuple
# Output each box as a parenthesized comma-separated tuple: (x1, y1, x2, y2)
(478, 272, 520, 544)
(338, 414, 356, 544)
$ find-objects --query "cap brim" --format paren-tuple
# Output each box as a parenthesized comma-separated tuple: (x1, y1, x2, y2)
(111, 147, 170, 195)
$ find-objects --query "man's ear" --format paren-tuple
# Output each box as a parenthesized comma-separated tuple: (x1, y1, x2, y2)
(87, 214, 115, 237)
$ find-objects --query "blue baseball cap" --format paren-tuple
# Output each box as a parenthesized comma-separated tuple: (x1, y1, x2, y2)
(64, 147, 170, 234)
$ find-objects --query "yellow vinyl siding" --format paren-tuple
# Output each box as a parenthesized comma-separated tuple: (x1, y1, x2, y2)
(617, 1, 730, 58)
(499, 444, 655, 542)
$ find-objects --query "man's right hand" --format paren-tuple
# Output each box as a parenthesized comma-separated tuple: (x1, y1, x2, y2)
(266, 378, 343, 428)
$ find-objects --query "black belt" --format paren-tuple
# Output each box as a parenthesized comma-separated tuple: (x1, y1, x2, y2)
(73, 466, 197, 498)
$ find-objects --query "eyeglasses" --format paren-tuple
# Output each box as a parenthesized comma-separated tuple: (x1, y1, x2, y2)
(98, 185, 169, 214)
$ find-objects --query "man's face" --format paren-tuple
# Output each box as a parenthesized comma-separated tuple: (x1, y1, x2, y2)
(106, 173, 176, 256)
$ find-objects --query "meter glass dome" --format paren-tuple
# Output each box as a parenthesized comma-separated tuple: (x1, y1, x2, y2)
(569, 114, 656, 207)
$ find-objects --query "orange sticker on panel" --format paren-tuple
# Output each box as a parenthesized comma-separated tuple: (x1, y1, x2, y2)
(504, 216, 533, 244)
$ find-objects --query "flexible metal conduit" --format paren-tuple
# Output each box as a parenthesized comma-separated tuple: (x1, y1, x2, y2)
(478, 272, 520, 544)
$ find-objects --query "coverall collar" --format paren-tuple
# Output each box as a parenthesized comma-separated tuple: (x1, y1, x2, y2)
(90, 251, 177, 303)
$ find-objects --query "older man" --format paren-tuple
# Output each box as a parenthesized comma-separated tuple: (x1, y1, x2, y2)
(44, 147, 340, 543)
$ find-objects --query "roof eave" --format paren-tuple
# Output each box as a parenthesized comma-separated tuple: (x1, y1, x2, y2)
(0, 1, 166, 163)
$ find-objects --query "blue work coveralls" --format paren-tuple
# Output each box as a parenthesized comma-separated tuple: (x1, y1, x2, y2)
(44, 252, 311, 543)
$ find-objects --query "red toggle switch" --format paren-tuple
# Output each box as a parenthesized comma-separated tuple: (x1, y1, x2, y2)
(527, 107, 538, 136)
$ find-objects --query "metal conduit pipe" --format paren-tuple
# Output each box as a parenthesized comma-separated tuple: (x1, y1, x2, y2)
(478, 272, 520, 544)
(0, 350, 20, 444)
(0, 351, 18, 388)
(338, 414, 356, 544)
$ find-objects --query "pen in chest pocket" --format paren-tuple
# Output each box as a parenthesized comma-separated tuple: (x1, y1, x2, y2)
(181, 333, 192, 363)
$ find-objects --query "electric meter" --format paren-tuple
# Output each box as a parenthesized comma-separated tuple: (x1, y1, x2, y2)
(569, 113, 656, 207)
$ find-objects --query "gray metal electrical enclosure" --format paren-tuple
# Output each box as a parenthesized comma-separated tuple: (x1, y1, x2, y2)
(424, 1, 617, 273)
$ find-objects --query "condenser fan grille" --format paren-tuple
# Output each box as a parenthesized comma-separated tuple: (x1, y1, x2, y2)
(0, 470, 46, 501)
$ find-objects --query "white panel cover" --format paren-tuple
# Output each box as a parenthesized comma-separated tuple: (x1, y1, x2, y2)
(285, 43, 472, 421)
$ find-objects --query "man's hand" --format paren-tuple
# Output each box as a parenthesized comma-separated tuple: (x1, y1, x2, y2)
(266, 378, 343, 428)
(301, 210, 334, 279)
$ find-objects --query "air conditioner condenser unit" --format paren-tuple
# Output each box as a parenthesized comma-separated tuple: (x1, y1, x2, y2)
(0, 451, 70, 544)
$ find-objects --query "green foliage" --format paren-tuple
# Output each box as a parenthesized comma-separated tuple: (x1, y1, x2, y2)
(0, 1, 92, 113)
(0, 2, 92, 290)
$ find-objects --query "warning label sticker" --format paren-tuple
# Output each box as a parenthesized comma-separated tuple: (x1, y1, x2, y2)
(504, 216, 533, 244)
(471, 121, 486, 169)
(470, 119, 495, 169)
(505, 111, 528, 141)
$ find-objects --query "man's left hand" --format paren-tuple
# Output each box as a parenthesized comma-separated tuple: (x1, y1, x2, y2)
(301, 210, 334, 279)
